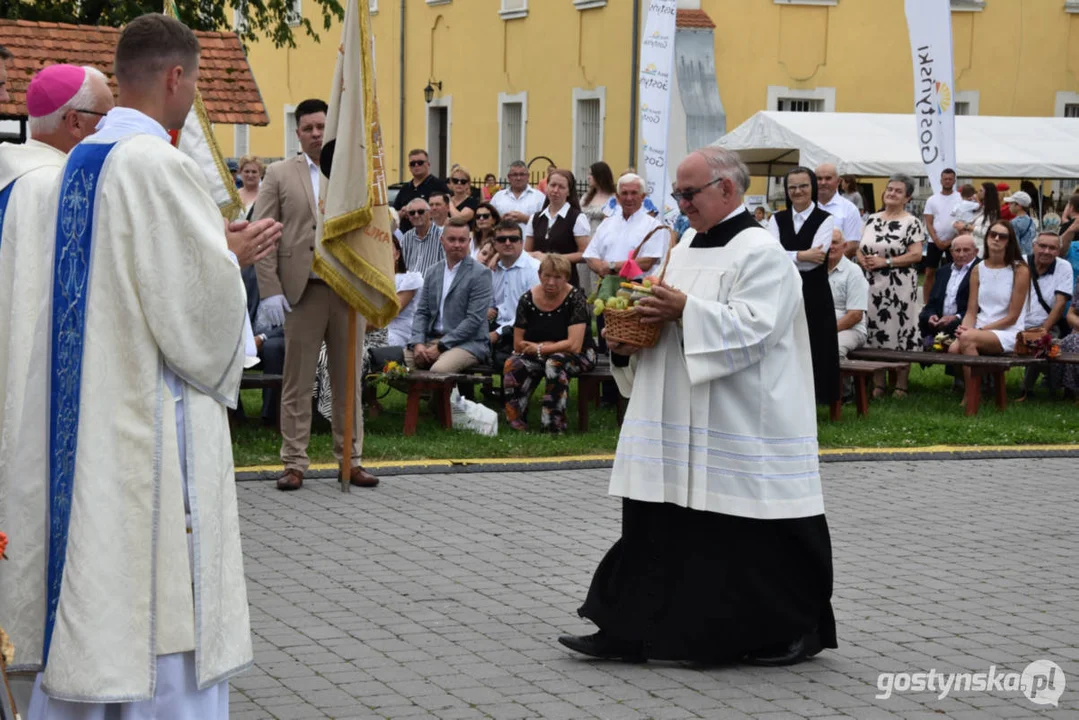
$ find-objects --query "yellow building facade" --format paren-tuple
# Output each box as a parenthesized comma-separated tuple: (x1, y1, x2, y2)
(217, 0, 1079, 187)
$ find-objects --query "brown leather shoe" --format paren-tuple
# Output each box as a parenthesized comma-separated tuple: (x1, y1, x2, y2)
(345, 465, 379, 488)
(276, 468, 304, 491)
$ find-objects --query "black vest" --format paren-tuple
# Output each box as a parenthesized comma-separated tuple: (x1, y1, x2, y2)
(531, 206, 583, 285)
(774, 206, 832, 252)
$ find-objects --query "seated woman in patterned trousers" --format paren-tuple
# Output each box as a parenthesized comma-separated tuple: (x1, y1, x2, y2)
(503, 254, 597, 432)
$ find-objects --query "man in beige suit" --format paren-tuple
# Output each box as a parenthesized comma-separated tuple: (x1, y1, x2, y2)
(254, 99, 378, 491)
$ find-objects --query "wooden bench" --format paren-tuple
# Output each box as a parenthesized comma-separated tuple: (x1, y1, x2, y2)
(233, 372, 284, 430)
(390, 370, 493, 436)
(848, 348, 1047, 416)
(830, 359, 909, 421)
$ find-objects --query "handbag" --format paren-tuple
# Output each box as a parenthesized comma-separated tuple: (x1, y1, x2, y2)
(367, 345, 405, 371)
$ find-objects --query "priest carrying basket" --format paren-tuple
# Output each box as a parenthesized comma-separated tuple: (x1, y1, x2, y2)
(602, 225, 676, 349)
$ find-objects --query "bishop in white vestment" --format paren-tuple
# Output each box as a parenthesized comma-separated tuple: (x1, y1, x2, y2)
(0, 63, 114, 715)
(560, 148, 836, 666)
(1, 16, 253, 719)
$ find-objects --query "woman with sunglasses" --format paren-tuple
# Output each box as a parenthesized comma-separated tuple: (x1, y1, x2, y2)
(857, 174, 924, 398)
(948, 222, 1029, 366)
(472, 202, 502, 266)
(447, 164, 477, 223)
(524, 169, 590, 287)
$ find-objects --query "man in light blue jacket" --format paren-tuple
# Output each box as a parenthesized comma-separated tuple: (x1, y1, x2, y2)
(407, 217, 493, 372)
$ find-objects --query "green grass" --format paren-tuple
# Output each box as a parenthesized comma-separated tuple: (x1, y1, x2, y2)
(231, 365, 1078, 467)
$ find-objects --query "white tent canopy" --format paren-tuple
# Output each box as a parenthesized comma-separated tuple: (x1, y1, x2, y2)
(714, 111, 1079, 179)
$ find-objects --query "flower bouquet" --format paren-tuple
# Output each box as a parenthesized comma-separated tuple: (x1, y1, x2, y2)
(931, 332, 955, 352)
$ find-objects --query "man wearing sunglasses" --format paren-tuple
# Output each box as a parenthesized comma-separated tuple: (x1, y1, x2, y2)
(392, 148, 449, 233)
(399, 197, 445, 275)
(561, 147, 835, 669)
(489, 220, 540, 367)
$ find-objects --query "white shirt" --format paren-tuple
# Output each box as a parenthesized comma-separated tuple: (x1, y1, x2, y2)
(828, 256, 869, 337)
(387, 271, 424, 346)
(304, 152, 320, 201)
(583, 206, 666, 264)
(492, 252, 541, 333)
(765, 202, 835, 272)
(924, 191, 962, 244)
(435, 260, 461, 334)
(818, 193, 863, 243)
(524, 202, 592, 238)
(942, 259, 975, 317)
(491, 185, 545, 234)
(1026, 257, 1074, 328)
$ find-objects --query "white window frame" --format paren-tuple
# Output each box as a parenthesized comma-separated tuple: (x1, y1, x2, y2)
(953, 90, 979, 116)
(232, 7, 249, 33)
(426, 0, 451, 6)
(574, 0, 607, 9)
(369, 0, 379, 14)
(286, 0, 302, 27)
(425, 94, 453, 179)
(284, 103, 298, 157)
(950, 0, 986, 10)
(571, 87, 606, 181)
(766, 85, 836, 113)
(234, 124, 250, 157)
(1067, 0, 1079, 13)
(773, 0, 838, 6)
(497, 92, 528, 175)
(500, 0, 529, 20)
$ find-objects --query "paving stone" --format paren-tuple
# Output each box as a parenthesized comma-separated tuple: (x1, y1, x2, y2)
(229, 460, 1079, 719)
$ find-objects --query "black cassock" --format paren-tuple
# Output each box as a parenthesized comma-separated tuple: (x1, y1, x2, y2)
(773, 207, 841, 405)
(579, 213, 837, 663)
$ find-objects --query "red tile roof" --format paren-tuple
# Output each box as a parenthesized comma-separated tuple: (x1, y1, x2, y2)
(676, 8, 716, 29)
(0, 19, 269, 125)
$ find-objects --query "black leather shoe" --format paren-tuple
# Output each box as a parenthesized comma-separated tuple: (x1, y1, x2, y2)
(557, 632, 646, 663)
(744, 630, 823, 667)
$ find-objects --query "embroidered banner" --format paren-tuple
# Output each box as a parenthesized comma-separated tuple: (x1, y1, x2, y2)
(904, 0, 957, 193)
(637, 0, 678, 216)
(44, 142, 115, 663)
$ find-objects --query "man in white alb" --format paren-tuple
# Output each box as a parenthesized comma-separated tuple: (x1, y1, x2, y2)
(7, 15, 266, 718)
(560, 147, 835, 666)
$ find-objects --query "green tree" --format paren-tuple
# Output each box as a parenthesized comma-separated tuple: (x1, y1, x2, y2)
(0, 0, 343, 48)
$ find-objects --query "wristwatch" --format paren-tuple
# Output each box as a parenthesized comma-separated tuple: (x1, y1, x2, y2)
(609, 261, 617, 273)
(886, 257, 893, 268)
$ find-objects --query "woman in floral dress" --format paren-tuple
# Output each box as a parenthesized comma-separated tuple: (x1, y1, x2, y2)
(857, 174, 924, 398)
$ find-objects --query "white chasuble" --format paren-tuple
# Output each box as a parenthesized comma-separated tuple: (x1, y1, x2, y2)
(609, 219, 825, 520)
(5, 128, 252, 703)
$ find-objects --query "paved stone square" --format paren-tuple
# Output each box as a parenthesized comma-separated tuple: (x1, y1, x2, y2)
(230, 459, 1079, 719)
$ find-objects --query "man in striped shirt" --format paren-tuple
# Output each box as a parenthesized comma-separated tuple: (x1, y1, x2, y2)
(400, 197, 445, 275)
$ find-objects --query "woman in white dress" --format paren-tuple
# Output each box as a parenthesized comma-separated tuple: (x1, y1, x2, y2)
(949, 220, 1029, 366)
(236, 154, 263, 219)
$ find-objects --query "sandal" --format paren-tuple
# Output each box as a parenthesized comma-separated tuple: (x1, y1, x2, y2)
(893, 388, 908, 399)
(872, 385, 886, 400)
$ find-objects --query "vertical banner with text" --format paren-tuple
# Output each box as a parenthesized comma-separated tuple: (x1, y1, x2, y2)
(638, 0, 678, 215)
(904, 0, 956, 194)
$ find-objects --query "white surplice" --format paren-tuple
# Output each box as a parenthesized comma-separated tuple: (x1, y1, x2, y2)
(3, 108, 252, 711)
(609, 212, 824, 520)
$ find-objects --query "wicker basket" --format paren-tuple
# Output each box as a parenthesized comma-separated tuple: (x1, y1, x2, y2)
(603, 305, 662, 348)
(600, 226, 676, 349)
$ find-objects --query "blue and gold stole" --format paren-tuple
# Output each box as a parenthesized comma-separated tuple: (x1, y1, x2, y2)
(43, 141, 116, 664)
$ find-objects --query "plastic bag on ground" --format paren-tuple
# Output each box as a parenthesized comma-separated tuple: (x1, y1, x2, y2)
(449, 388, 499, 436)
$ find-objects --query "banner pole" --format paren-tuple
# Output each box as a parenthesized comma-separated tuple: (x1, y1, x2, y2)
(341, 311, 357, 493)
